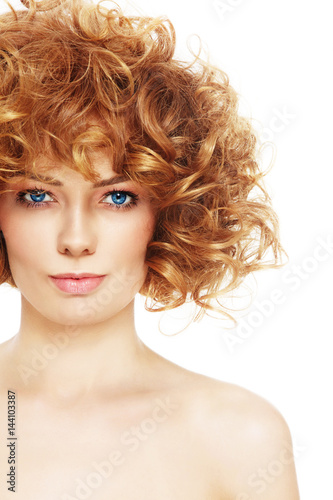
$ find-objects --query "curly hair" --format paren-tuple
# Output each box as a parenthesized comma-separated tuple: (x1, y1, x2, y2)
(0, 0, 283, 321)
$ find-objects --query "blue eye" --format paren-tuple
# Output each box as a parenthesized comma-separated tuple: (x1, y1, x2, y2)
(16, 189, 54, 208)
(15, 187, 139, 210)
(29, 192, 47, 203)
(111, 192, 128, 205)
(103, 190, 138, 209)
(24, 191, 53, 204)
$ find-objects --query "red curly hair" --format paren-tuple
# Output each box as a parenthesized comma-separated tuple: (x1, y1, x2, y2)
(0, 0, 283, 321)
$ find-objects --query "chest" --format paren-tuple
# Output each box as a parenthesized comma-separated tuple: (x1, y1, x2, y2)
(0, 393, 217, 500)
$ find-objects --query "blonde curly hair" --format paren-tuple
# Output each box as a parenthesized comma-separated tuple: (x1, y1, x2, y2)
(0, 0, 283, 321)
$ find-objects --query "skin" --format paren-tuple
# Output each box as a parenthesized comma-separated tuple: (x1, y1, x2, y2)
(0, 151, 300, 499)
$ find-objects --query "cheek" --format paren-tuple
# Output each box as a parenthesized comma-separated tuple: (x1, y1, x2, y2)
(3, 214, 51, 270)
(105, 212, 155, 270)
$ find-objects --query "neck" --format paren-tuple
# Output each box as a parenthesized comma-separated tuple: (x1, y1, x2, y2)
(7, 295, 152, 403)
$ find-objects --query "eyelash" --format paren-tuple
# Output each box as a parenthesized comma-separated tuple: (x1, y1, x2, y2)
(15, 186, 139, 210)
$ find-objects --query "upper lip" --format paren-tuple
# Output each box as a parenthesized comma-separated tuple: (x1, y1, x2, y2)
(50, 273, 105, 279)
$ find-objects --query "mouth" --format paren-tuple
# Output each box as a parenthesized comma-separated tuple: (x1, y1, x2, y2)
(49, 273, 106, 294)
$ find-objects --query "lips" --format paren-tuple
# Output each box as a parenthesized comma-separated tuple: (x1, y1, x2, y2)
(49, 273, 106, 294)
(51, 273, 104, 279)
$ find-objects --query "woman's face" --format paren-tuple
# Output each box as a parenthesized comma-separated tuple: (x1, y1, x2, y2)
(0, 151, 156, 327)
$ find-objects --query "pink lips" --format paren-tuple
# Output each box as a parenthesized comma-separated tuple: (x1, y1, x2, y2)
(49, 273, 106, 294)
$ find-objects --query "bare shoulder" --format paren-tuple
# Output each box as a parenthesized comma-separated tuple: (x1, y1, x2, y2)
(175, 370, 290, 437)
(191, 374, 293, 449)
(164, 366, 300, 499)
(197, 374, 289, 433)
(163, 363, 285, 423)
(152, 356, 288, 431)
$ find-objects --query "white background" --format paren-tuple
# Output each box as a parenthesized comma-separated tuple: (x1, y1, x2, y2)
(0, 1, 332, 498)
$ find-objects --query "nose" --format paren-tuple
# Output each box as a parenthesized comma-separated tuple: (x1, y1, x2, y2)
(57, 207, 97, 257)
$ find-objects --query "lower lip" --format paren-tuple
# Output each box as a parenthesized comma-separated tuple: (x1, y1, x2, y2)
(50, 276, 106, 294)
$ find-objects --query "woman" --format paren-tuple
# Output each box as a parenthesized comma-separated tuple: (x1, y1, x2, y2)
(0, 0, 300, 498)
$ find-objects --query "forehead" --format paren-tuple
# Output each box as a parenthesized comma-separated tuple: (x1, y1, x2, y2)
(18, 149, 122, 185)
(41, 148, 112, 172)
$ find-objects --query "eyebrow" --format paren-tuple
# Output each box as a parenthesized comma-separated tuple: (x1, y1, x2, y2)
(14, 173, 129, 188)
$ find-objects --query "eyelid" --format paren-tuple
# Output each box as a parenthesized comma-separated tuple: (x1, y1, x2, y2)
(20, 187, 55, 198)
(102, 188, 138, 197)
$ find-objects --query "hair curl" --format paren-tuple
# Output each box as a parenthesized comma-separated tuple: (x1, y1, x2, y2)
(0, 0, 283, 321)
